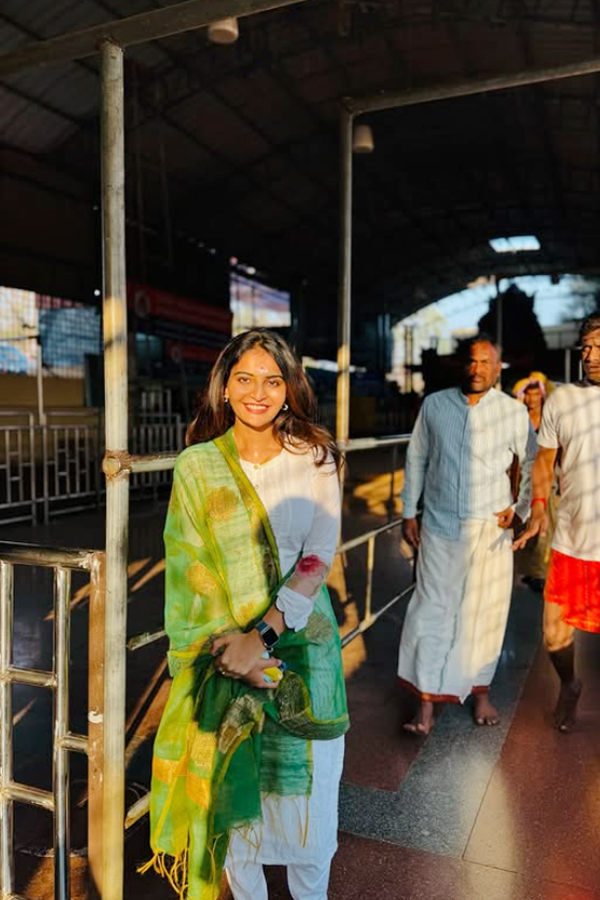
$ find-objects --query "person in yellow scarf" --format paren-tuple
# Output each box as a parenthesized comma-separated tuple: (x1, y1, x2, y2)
(512, 372, 557, 592)
(142, 329, 349, 900)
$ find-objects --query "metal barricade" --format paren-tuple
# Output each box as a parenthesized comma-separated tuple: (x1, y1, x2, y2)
(338, 519, 414, 647)
(43, 423, 103, 521)
(0, 412, 37, 525)
(0, 413, 187, 525)
(0, 542, 105, 900)
(130, 418, 185, 495)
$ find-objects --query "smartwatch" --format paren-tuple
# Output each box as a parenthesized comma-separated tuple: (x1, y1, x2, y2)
(255, 620, 279, 652)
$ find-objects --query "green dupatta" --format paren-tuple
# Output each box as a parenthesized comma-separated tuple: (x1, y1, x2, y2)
(143, 430, 349, 900)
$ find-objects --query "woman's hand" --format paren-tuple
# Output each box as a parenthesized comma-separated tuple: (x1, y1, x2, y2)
(240, 657, 284, 690)
(211, 629, 265, 678)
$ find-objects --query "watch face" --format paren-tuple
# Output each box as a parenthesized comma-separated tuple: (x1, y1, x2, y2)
(257, 622, 279, 648)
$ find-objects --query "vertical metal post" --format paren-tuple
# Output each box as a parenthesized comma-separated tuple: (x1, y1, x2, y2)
(36, 338, 45, 427)
(389, 443, 398, 521)
(496, 285, 503, 355)
(42, 420, 50, 524)
(88, 552, 106, 896)
(0, 561, 14, 898)
(564, 347, 571, 384)
(404, 326, 414, 393)
(101, 39, 129, 900)
(159, 138, 174, 268)
(336, 107, 354, 447)
(54, 566, 71, 900)
(364, 535, 375, 623)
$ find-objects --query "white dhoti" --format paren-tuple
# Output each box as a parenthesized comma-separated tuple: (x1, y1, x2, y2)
(398, 519, 514, 703)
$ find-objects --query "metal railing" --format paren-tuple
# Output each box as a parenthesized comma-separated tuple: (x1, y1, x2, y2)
(0, 408, 407, 526)
(0, 542, 105, 900)
(338, 519, 414, 647)
(0, 412, 37, 525)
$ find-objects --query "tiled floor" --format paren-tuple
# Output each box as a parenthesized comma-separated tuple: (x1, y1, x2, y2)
(4, 464, 600, 900)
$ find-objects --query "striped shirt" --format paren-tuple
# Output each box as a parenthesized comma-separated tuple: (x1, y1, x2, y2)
(401, 386, 536, 540)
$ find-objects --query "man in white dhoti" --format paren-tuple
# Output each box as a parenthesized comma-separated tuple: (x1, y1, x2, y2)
(398, 337, 536, 734)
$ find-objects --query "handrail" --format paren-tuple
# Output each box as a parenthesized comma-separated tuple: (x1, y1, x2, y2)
(341, 582, 414, 647)
(338, 517, 402, 554)
(340, 434, 411, 452)
(0, 545, 106, 900)
(0, 543, 96, 570)
(127, 432, 411, 474)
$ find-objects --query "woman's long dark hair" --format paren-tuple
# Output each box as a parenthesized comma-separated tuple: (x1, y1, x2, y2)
(186, 329, 341, 471)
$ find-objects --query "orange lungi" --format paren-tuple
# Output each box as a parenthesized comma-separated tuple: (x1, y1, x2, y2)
(544, 550, 600, 634)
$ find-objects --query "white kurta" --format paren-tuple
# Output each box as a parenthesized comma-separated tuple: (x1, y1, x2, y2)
(226, 445, 345, 876)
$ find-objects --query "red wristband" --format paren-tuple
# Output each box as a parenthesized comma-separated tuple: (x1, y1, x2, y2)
(532, 497, 547, 509)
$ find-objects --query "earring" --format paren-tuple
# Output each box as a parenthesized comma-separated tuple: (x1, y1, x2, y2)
(224, 397, 229, 404)
(282, 402, 289, 411)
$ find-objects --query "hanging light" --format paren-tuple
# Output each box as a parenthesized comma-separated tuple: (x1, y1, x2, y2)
(207, 17, 239, 44)
(353, 123, 374, 154)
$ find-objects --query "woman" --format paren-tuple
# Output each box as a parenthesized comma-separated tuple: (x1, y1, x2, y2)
(143, 329, 349, 900)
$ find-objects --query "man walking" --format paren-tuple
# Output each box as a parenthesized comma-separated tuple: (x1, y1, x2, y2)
(399, 336, 536, 735)
(514, 313, 600, 732)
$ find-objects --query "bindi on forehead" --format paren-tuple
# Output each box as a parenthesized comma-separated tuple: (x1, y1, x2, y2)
(234, 349, 282, 374)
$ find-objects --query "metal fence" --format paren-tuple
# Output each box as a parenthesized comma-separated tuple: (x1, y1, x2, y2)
(0, 411, 37, 525)
(0, 542, 105, 900)
(0, 412, 186, 525)
(0, 412, 408, 526)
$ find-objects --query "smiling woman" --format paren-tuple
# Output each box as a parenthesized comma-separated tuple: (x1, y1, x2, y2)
(144, 328, 348, 900)
(185, 328, 340, 469)
(224, 347, 287, 443)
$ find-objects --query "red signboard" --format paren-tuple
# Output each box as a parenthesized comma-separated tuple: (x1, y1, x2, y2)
(127, 281, 232, 334)
(166, 341, 220, 364)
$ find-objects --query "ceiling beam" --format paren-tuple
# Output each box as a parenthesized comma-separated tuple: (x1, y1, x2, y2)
(350, 53, 600, 115)
(0, 0, 311, 76)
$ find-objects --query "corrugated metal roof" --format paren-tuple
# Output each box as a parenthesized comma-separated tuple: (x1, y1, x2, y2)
(1, 0, 600, 312)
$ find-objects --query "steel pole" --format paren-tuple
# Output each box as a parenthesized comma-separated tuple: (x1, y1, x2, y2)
(351, 55, 600, 115)
(0, 562, 15, 898)
(100, 39, 128, 900)
(53, 566, 71, 900)
(336, 107, 353, 447)
(36, 339, 45, 426)
(88, 553, 106, 897)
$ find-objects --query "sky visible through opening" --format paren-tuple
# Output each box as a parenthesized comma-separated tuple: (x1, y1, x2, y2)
(428, 274, 598, 334)
(391, 273, 599, 389)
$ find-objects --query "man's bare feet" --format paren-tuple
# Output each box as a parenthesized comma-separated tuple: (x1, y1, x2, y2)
(554, 678, 582, 733)
(403, 700, 434, 735)
(474, 692, 500, 726)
